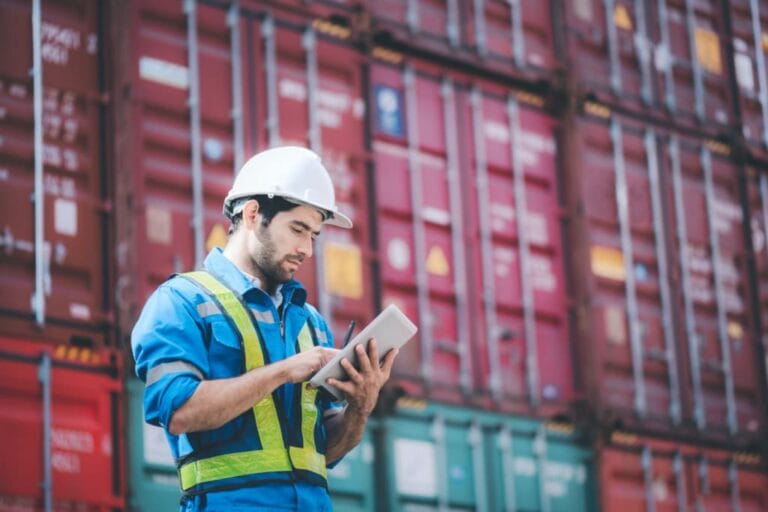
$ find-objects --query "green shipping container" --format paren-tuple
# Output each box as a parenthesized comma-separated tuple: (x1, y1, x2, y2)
(378, 400, 597, 512)
(126, 378, 376, 511)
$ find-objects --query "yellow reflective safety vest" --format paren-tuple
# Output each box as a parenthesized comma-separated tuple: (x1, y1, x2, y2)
(177, 271, 327, 493)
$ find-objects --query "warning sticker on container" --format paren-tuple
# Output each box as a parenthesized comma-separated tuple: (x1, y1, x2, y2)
(694, 28, 722, 75)
(614, 5, 633, 31)
(762, 33, 768, 51)
(54, 198, 78, 236)
(591, 246, 626, 281)
(425, 246, 450, 276)
(206, 223, 228, 251)
(394, 439, 436, 497)
(146, 205, 172, 245)
(324, 241, 363, 299)
(728, 321, 743, 340)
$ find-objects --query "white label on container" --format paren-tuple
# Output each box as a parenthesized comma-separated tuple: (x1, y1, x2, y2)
(70, 303, 91, 321)
(734, 53, 755, 92)
(485, 120, 510, 143)
(525, 211, 549, 245)
(54, 199, 78, 236)
(146, 205, 172, 245)
(387, 237, 411, 271)
(41, 22, 82, 66)
(531, 254, 556, 292)
(654, 44, 671, 72)
(143, 422, 175, 467)
(422, 207, 451, 226)
(713, 198, 743, 234)
(52, 428, 94, 453)
(139, 57, 189, 90)
(394, 439, 436, 497)
(51, 451, 81, 474)
(652, 477, 669, 501)
(494, 246, 515, 278)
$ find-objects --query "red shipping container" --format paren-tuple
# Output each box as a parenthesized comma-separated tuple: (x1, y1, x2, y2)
(744, 168, 768, 401)
(111, 0, 374, 345)
(730, 0, 768, 162)
(561, 0, 735, 134)
(370, 57, 573, 415)
(0, 0, 111, 346)
(598, 434, 768, 512)
(0, 336, 125, 511)
(563, 107, 767, 443)
(366, 0, 558, 82)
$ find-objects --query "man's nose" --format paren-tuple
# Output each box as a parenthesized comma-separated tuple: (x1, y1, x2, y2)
(297, 235, 313, 258)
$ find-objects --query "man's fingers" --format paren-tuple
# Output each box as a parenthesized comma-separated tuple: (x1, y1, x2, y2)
(326, 378, 354, 395)
(380, 348, 399, 374)
(355, 344, 373, 373)
(367, 338, 380, 367)
(341, 358, 363, 383)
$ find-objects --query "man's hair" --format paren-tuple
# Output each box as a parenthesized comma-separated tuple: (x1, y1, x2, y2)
(228, 195, 299, 234)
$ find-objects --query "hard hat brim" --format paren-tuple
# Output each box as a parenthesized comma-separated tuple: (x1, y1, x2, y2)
(325, 210, 353, 229)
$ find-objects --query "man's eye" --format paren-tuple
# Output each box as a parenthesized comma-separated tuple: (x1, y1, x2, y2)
(291, 226, 302, 234)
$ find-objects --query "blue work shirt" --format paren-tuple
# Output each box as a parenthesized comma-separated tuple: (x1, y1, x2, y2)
(132, 248, 341, 511)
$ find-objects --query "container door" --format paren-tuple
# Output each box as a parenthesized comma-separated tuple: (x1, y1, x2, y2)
(567, 113, 683, 430)
(463, 86, 571, 414)
(370, 62, 474, 403)
(729, 0, 768, 160)
(115, 1, 374, 344)
(0, 337, 124, 510)
(0, 0, 110, 345)
(662, 138, 764, 439)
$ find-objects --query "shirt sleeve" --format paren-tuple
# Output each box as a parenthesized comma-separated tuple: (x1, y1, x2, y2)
(131, 281, 208, 428)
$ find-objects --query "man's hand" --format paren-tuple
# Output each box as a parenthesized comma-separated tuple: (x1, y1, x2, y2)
(283, 346, 338, 384)
(326, 338, 398, 417)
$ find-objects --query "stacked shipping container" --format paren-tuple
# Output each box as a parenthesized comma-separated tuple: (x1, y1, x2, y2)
(1, 0, 768, 510)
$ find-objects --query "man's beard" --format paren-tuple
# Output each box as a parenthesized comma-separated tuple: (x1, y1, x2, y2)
(253, 224, 301, 285)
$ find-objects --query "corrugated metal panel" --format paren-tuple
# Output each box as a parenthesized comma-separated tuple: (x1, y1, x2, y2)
(462, 83, 572, 414)
(598, 434, 768, 512)
(659, 133, 763, 440)
(564, 107, 767, 443)
(125, 376, 377, 511)
(367, 0, 559, 81)
(730, 0, 768, 161)
(112, 0, 374, 345)
(371, 58, 573, 414)
(378, 400, 595, 512)
(0, 336, 124, 511)
(561, 0, 735, 133)
(744, 168, 768, 431)
(0, 0, 110, 346)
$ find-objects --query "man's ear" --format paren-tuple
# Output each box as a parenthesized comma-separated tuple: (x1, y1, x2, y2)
(241, 199, 261, 229)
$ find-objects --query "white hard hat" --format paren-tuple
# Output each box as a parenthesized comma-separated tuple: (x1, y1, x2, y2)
(223, 146, 352, 229)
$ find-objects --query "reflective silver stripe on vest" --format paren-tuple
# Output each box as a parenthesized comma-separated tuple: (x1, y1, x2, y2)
(196, 301, 221, 318)
(146, 361, 204, 386)
(249, 308, 276, 324)
(314, 328, 328, 344)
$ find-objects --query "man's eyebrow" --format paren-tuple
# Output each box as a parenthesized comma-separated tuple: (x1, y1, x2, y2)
(291, 220, 321, 237)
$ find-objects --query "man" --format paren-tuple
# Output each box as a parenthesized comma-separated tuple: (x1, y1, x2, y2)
(132, 146, 398, 511)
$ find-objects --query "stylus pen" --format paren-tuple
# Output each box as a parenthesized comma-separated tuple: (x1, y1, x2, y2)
(341, 320, 356, 348)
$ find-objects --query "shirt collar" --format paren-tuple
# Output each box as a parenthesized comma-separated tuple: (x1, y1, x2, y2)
(203, 247, 306, 307)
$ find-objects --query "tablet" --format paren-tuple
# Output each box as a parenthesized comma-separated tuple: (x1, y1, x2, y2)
(309, 304, 418, 401)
